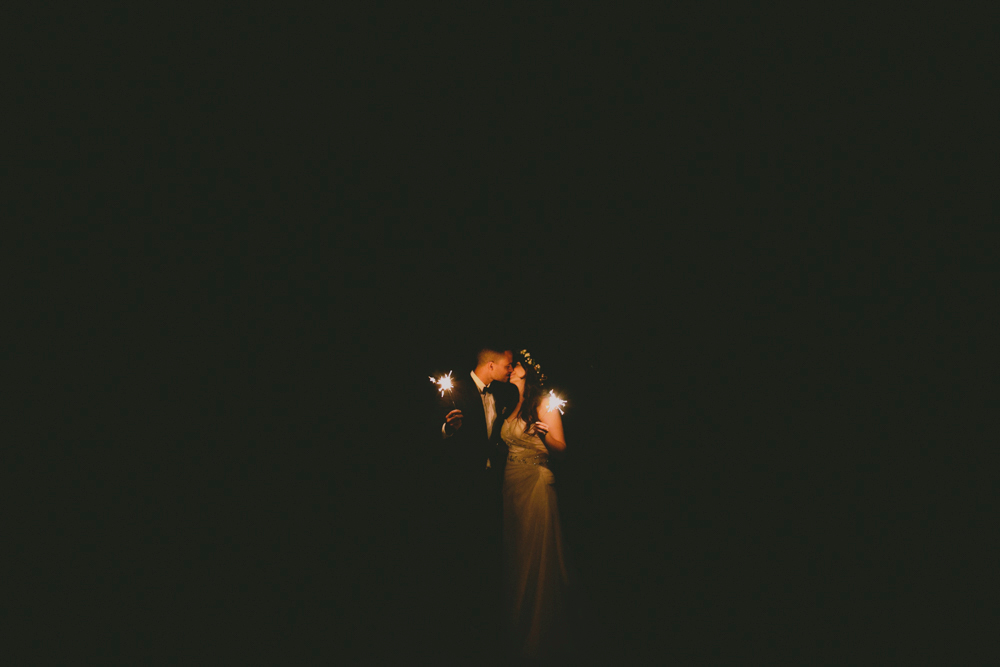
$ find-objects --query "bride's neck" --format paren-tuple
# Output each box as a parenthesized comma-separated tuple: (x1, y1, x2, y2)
(510, 387, 524, 417)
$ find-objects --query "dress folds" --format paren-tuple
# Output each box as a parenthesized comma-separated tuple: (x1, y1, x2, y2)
(501, 417, 570, 662)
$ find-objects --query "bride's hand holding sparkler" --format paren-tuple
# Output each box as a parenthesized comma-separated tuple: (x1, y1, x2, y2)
(532, 395, 567, 453)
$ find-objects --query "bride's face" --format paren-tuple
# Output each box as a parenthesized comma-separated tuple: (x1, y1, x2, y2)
(510, 363, 527, 389)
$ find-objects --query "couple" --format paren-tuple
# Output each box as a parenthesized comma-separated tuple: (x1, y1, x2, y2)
(439, 345, 570, 664)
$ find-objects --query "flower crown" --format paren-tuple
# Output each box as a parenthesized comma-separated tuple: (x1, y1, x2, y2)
(519, 349, 547, 386)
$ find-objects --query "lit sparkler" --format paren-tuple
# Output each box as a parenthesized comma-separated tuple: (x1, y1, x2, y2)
(430, 371, 458, 410)
(429, 371, 455, 397)
(546, 389, 567, 414)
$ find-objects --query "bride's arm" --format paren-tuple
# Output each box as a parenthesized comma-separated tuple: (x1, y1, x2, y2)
(534, 397, 567, 454)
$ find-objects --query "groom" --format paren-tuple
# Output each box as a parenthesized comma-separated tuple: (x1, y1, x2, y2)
(437, 344, 518, 658)
(441, 345, 516, 483)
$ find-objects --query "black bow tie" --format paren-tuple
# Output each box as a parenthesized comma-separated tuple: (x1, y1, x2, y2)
(482, 383, 493, 394)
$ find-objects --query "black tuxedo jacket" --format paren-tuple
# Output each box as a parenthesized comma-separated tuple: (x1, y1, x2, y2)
(440, 373, 519, 492)
(431, 374, 517, 654)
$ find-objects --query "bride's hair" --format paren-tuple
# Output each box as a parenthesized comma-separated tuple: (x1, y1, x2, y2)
(514, 351, 546, 426)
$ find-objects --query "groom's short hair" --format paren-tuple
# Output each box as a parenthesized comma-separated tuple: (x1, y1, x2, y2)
(476, 345, 510, 368)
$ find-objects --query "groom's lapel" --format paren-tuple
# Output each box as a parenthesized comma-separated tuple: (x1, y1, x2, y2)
(492, 386, 512, 440)
(463, 376, 487, 436)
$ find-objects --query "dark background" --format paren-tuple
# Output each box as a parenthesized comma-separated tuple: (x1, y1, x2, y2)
(19, 5, 988, 664)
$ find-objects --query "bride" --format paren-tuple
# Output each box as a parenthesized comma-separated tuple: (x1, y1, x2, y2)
(501, 349, 571, 662)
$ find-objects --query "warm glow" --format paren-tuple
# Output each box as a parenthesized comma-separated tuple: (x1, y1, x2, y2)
(429, 371, 455, 397)
(546, 390, 566, 414)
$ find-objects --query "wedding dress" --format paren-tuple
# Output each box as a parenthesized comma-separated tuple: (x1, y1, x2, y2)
(501, 415, 570, 661)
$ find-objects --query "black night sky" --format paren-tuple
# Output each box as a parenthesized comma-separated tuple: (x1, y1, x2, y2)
(24, 6, 979, 664)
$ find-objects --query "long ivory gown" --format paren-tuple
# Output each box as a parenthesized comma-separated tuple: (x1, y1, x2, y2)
(501, 415, 570, 662)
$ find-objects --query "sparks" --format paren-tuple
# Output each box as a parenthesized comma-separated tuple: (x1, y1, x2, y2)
(429, 371, 455, 397)
(546, 389, 567, 414)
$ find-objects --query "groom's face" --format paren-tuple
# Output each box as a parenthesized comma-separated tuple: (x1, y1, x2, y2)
(489, 351, 514, 383)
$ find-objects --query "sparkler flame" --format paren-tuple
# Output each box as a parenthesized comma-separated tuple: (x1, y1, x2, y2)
(429, 371, 455, 397)
(546, 389, 567, 414)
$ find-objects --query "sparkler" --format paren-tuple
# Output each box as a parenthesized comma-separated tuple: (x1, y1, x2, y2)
(429, 371, 457, 408)
(545, 389, 567, 414)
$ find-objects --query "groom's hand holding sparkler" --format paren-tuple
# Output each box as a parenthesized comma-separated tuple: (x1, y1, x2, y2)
(444, 409, 463, 434)
(431, 372, 463, 436)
